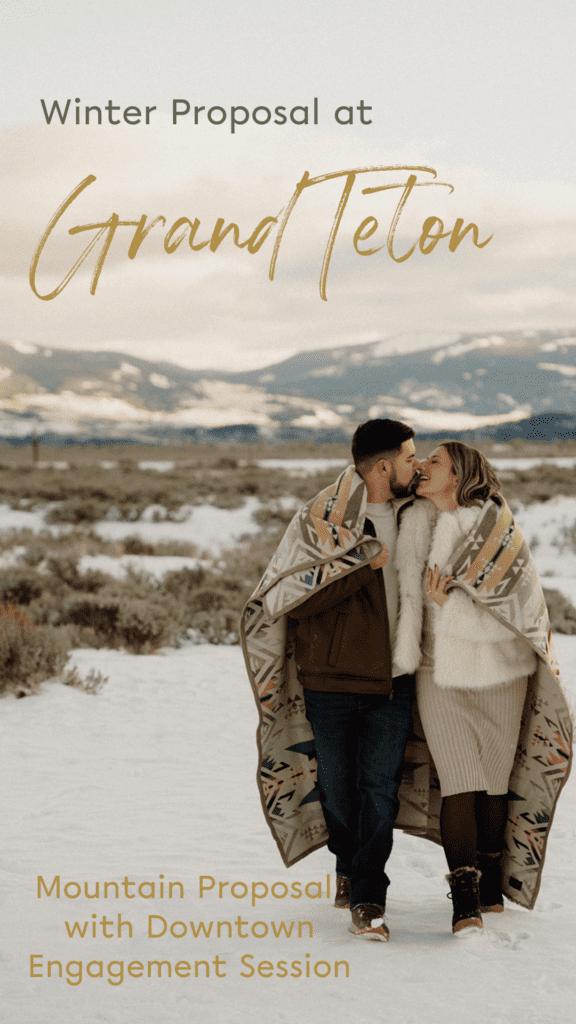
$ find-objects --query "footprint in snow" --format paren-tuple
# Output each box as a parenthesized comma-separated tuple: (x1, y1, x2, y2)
(485, 930, 531, 950)
(408, 856, 437, 878)
(534, 899, 562, 912)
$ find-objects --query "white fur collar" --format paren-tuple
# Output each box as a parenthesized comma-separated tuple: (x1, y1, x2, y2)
(395, 499, 436, 570)
(427, 505, 482, 575)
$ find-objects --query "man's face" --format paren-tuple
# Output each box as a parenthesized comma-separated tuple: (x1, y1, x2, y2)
(389, 439, 420, 497)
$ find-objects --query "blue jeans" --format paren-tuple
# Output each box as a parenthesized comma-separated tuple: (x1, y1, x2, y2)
(303, 677, 414, 910)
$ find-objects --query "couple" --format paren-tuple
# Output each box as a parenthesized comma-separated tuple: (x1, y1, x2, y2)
(241, 418, 571, 941)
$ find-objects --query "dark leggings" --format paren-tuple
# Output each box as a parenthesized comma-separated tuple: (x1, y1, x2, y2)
(440, 791, 508, 872)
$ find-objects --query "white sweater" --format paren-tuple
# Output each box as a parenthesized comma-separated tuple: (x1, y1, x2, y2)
(393, 500, 537, 690)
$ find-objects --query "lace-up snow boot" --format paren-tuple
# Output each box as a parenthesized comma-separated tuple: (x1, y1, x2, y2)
(348, 903, 389, 941)
(334, 874, 350, 909)
(477, 851, 504, 913)
(446, 866, 483, 934)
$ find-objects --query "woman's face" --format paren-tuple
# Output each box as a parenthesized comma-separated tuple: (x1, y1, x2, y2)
(416, 446, 458, 506)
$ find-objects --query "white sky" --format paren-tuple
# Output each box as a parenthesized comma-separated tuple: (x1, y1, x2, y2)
(1, 0, 575, 371)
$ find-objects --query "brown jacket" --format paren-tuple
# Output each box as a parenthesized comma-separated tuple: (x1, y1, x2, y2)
(289, 519, 393, 694)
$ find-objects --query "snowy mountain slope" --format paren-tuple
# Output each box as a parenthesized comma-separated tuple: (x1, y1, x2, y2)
(1, 329, 576, 441)
(234, 329, 576, 423)
(0, 337, 351, 438)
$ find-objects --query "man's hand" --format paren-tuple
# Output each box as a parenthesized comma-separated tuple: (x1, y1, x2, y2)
(426, 564, 454, 606)
(370, 543, 389, 570)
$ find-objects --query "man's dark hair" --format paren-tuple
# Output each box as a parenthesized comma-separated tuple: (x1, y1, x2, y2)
(351, 418, 415, 477)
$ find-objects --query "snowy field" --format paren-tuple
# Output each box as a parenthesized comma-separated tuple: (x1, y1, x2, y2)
(1, 456, 576, 1023)
(1, 640, 575, 1024)
(0, 496, 264, 556)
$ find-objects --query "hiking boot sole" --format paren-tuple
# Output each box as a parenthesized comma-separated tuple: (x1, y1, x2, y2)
(453, 917, 483, 934)
(348, 922, 389, 941)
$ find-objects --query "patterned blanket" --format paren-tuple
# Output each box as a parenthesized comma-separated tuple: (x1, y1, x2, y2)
(240, 467, 573, 910)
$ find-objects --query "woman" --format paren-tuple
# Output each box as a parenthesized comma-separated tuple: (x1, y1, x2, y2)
(394, 441, 538, 934)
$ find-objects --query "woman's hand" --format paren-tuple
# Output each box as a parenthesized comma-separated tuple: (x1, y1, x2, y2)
(427, 564, 454, 606)
(370, 543, 389, 570)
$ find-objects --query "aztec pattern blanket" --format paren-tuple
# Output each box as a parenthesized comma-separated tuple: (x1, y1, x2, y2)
(240, 466, 573, 911)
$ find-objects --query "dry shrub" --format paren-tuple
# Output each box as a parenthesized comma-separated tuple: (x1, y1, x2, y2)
(0, 602, 72, 696)
(46, 556, 109, 594)
(188, 610, 239, 644)
(45, 497, 112, 524)
(116, 598, 182, 653)
(187, 588, 231, 613)
(19, 528, 119, 564)
(0, 602, 35, 633)
(503, 465, 576, 504)
(150, 539, 199, 557)
(252, 505, 296, 530)
(61, 665, 109, 694)
(0, 568, 44, 605)
(57, 591, 184, 653)
(122, 535, 155, 555)
(162, 567, 208, 603)
(58, 596, 120, 645)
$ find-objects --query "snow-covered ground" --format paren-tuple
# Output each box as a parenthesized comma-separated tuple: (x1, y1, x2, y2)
(491, 456, 576, 471)
(92, 498, 263, 555)
(1, 640, 575, 1024)
(0, 503, 63, 536)
(0, 498, 263, 556)
(513, 497, 576, 605)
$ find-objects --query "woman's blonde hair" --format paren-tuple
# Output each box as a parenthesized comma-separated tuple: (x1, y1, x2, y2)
(442, 441, 501, 507)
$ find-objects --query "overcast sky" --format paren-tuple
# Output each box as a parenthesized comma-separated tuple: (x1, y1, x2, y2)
(1, 0, 575, 371)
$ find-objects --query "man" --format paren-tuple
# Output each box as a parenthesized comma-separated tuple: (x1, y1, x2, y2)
(286, 418, 420, 940)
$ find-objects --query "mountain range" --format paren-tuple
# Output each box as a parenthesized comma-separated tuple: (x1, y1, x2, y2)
(0, 328, 575, 444)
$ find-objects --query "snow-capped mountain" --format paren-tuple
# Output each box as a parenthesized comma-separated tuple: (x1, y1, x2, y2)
(0, 338, 342, 440)
(0, 329, 575, 442)
(233, 328, 576, 430)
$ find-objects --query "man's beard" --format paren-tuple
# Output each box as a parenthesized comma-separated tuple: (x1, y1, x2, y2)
(390, 470, 421, 498)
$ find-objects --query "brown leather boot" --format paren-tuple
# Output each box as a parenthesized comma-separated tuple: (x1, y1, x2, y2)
(348, 904, 389, 941)
(334, 874, 350, 908)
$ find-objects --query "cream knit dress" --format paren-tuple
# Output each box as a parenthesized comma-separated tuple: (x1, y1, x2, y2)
(411, 505, 535, 797)
(416, 588, 529, 796)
